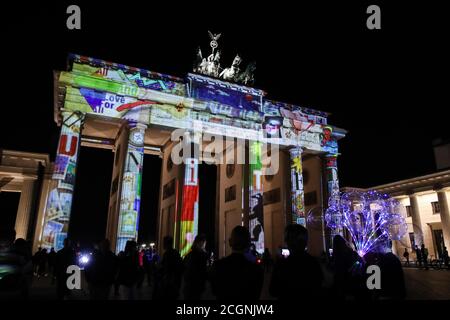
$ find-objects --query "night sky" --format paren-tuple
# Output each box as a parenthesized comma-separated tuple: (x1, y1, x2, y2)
(1, 2, 448, 243)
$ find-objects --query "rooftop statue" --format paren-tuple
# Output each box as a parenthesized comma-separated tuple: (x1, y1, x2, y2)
(193, 31, 256, 86)
(237, 61, 256, 86)
(194, 47, 221, 77)
(219, 54, 241, 82)
(208, 31, 221, 51)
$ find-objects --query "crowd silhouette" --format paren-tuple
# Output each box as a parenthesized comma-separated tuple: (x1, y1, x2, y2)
(0, 222, 413, 300)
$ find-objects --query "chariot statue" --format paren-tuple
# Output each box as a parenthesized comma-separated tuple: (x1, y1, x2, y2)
(236, 61, 256, 85)
(193, 31, 256, 85)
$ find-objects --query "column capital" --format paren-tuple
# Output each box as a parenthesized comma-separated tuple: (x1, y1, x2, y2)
(135, 122, 148, 130)
(58, 110, 85, 131)
(433, 184, 445, 192)
(288, 146, 303, 156)
(324, 152, 339, 158)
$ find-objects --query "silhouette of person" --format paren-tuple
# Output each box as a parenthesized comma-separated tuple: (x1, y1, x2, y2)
(378, 250, 406, 300)
(403, 248, 410, 266)
(32, 247, 42, 275)
(143, 248, 153, 287)
(9, 237, 33, 298)
(116, 240, 140, 299)
(415, 245, 422, 267)
(114, 250, 125, 296)
(442, 246, 449, 269)
(331, 235, 366, 300)
(55, 238, 76, 300)
(262, 248, 274, 273)
(270, 224, 323, 300)
(420, 244, 429, 270)
(85, 239, 117, 300)
(136, 248, 146, 289)
(153, 236, 183, 300)
(37, 248, 48, 278)
(0, 227, 16, 252)
(48, 247, 57, 283)
(11, 238, 32, 261)
(150, 247, 160, 285)
(182, 234, 208, 300)
(210, 226, 264, 300)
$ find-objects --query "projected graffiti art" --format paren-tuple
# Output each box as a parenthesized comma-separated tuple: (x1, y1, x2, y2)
(38, 47, 347, 255)
(41, 111, 83, 250)
(179, 158, 199, 257)
(290, 148, 306, 226)
(116, 126, 145, 252)
(249, 141, 264, 253)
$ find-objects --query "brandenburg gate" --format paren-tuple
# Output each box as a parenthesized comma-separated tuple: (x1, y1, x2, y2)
(35, 35, 346, 257)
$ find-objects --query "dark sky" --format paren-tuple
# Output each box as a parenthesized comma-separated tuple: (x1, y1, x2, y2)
(1, 2, 448, 240)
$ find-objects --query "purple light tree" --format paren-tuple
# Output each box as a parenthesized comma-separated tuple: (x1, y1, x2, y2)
(325, 190, 408, 257)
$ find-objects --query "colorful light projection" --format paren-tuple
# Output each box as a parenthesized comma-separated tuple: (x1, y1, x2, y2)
(325, 190, 408, 257)
(41, 111, 84, 251)
(116, 125, 145, 253)
(264, 100, 328, 124)
(61, 75, 338, 153)
(64, 87, 158, 124)
(179, 157, 199, 257)
(280, 123, 338, 154)
(263, 116, 283, 139)
(289, 147, 306, 226)
(70, 55, 187, 96)
(325, 154, 343, 238)
(188, 73, 264, 113)
(60, 55, 341, 153)
(65, 87, 264, 136)
(249, 141, 264, 254)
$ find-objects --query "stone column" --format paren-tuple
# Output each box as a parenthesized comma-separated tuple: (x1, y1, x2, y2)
(408, 193, 423, 247)
(40, 111, 84, 251)
(115, 123, 146, 253)
(15, 179, 36, 239)
(178, 131, 200, 257)
(106, 123, 129, 252)
(325, 153, 343, 238)
(32, 174, 53, 253)
(248, 141, 264, 254)
(436, 188, 450, 251)
(289, 147, 305, 226)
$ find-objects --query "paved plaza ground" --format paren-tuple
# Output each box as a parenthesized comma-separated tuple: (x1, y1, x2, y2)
(18, 267, 450, 300)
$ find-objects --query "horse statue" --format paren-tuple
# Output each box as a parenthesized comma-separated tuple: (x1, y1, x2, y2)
(193, 32, 257, 84)
(194, 47, 221, 77)
(194, 47, 206, 73)
(206, 50, 221, 77)
(220, 54, 242, 81)
(237, 61, 256, 85)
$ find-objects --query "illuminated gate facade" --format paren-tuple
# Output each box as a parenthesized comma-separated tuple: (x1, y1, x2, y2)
(36, 54, 346, 256)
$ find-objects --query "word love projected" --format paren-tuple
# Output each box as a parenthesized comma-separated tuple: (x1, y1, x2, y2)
(97, 94, 126, 113)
